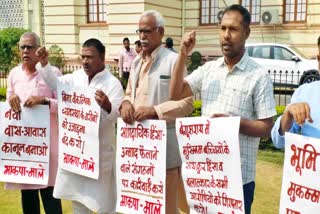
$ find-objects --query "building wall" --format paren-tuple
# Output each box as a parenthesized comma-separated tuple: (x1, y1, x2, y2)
(40, 0, 320, 63)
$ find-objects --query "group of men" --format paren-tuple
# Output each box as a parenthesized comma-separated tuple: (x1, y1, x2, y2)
(4, 3, 320, 214)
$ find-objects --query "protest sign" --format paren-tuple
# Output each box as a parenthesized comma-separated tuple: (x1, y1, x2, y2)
(116, 119, 167, 214)
(0, 102, 50, 185)
(57, 84, 100, 179)
(279, 133, 320, 214)
(176, 117, 244, 214)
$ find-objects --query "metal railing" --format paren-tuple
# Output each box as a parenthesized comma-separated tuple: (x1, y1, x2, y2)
(0, 66, 309, 106)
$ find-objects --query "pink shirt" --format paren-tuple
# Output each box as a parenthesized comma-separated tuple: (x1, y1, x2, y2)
(118, 48, 137, 73)
(5, 64, 61, 189)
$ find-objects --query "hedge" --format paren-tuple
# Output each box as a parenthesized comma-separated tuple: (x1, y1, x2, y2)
(191, 100, 286, 151)
(0, 87, 6, 101)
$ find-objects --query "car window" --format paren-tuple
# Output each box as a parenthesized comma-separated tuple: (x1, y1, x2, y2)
(246, 47, 253, 56)
(252, 46, 271, 59)
(274, 46, 294, 61)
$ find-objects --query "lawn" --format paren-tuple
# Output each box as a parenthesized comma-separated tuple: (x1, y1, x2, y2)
(0, 150, 284, 213)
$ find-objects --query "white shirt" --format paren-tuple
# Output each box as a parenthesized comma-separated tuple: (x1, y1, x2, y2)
(37, 63, 124, 212)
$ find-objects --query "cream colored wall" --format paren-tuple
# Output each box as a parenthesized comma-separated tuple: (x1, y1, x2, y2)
(44, 0, 84, 57)
(22, 0, 42, 37)
(107, 0, 144, 62)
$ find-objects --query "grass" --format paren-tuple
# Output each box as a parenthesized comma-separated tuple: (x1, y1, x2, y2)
(252, 150, 284, 214)
(0, 150, 284, 213)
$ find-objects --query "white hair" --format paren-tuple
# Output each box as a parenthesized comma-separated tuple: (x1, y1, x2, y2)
(140, 10, 165, 27)
(19, 32, 41, 47)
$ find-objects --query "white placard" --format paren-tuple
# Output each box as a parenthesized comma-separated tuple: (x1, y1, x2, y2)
(57, 83, 100, 179)
(0, 102, 50, 185)
(279, 133, 320, 214)
(116, 118, 167, 213)
(176, 117, 244, 214)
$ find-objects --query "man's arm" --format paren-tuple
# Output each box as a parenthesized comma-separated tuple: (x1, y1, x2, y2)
(153, 96, 194, 123)
(240, 117, 274, 138)
(170, 31, 196, 100)
(119, 76, 136, 124)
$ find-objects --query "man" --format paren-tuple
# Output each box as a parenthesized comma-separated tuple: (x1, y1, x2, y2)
(164, 37, 177, 53)
(271, 37, 320, 148)
(134, 40, 142, 54)
(6, 32, 62, 214)
(119, 10, 193, 214)
(37, 38, 124, 213)
(169, 4, 276, 213)
(118, 37, 136, 80)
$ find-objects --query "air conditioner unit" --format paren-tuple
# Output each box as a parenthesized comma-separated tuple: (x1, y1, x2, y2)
(217, 10, 224, 22)
(261, 9, 279, 24)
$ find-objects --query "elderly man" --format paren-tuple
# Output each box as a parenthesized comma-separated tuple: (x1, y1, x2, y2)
(37, 38, 124, 214)
(169, 5, 276, 214)
(119, 10, 193, 214)
(6, 32, 62, 214)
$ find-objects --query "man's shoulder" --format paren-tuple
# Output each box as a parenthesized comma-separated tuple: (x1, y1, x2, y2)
(297, 80, 320, 93)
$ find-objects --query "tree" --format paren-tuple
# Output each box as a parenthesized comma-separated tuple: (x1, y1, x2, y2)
(0, 27, 28, 72)
(48, 44, 65, 69)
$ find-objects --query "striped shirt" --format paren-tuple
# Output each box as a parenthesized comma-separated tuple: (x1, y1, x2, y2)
(186, 51, 276, 184)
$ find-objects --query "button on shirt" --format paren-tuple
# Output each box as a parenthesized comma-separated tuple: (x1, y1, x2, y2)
(186, 52, 276, 184)
(272, 81, 320, 149)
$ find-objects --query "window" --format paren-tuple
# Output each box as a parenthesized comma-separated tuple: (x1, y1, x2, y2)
(87, 0, 107, 23)
(284, 0, 307, 23)
(252, 46, 271, 59)
(241, 0, 261, 24)
(274, 47, 294, 61)
(200, 0, 219, 25)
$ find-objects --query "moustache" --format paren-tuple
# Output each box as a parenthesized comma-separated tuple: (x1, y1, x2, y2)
(140, 40, 149, 45)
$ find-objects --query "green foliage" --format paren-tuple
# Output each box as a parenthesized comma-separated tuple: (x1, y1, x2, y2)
(260, 105, 286, 151)
(48, 45, 65, 69)
(191, 100, 202, 117)
(108, 65, 128, 89)
(0, 28, 28, 72)
(187, 51, 202, 75)
(0, 87, 7, 101)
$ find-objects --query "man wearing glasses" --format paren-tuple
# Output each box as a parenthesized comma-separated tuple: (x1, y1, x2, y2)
(119, 10, 193, 214)
(5, 32, 62, 214)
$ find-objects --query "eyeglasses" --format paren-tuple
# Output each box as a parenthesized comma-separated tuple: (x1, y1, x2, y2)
(136, 27, 159, 35)
(19, 45, 36, 51)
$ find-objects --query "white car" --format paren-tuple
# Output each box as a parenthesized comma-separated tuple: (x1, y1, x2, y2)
(245, 43, 319, 86)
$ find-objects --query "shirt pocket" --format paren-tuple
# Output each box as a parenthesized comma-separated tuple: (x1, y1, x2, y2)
(228, 86, 250, 111)
(34, 80, 51, 97)
(158, 78, 170, 102)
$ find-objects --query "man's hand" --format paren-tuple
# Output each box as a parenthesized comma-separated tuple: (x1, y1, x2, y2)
(119, 100, 135, 124)
(211, 113, 230, 118)
(36, 46, 49, 67)
(9, 94, 21, 112)
(280, 102, 313, 134)
(95, 90, 111, 113)
(24, 96, 47, 108)
(134, 106, 158, 122)
(180, 31, 196, 56)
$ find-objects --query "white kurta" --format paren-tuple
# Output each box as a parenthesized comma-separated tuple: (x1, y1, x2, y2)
(37, 63, 124, 213)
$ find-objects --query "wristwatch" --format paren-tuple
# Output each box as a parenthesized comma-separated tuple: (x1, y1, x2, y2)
(43, 97, 50, 106)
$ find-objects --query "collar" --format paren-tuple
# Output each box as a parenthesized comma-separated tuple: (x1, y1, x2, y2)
(217, 50, 250, 72)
